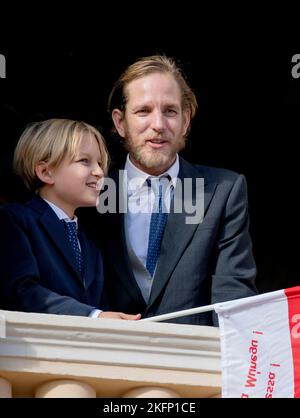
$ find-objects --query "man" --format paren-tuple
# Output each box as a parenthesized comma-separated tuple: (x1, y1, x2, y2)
(97, 55, 257, 325)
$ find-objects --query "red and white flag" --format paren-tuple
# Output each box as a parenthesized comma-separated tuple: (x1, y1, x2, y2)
(214, 286, 300, 398)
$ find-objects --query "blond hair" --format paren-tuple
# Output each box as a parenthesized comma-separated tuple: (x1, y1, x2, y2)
(108, 55, 198, 120)
(13, 119, 109, 191)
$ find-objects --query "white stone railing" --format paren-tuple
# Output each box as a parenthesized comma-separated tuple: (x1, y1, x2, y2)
(0, 310, 221, 398)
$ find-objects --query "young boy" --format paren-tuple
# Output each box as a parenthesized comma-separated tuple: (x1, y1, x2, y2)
(0, 118, 140, 320)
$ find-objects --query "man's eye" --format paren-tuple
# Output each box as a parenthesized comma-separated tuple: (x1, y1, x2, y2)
(136, 109, 150, 115)
(165, 109, 177, 115)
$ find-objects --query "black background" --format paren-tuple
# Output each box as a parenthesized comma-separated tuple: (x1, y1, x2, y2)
(1, 8, 299, 295)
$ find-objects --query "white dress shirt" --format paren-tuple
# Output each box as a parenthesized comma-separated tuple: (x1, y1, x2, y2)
(124, 154, 179, 303)
(44, 199, 78, 224)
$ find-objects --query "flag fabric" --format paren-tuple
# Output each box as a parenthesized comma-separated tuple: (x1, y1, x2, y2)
(214, 286, 300, 398)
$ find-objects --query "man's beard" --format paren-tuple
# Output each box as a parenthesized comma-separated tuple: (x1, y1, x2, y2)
(123, 137, 186, 171)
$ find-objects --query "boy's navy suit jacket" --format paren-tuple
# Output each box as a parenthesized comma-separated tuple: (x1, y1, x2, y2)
(0, 196, 107, 315)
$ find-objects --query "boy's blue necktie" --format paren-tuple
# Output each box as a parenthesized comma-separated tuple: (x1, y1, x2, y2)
(62, 220, 83, 274)
(146, 177, 170, 277)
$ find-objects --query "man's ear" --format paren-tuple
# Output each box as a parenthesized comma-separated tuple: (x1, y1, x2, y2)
(35, 161, 55, 185)
(112, 109, 126, 138)
(182, 109, 191, 137)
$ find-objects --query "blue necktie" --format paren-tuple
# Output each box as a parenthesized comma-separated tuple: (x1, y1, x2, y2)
(146, 177, 169, 276)
(62, 220, 83, 274)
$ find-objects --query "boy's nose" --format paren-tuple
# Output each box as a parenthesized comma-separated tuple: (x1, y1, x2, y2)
(92, 164, 104, 178)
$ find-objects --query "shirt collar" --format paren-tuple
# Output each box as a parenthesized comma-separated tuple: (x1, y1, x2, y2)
(125, 154, 179, 195)
(43, 199, 78, 225)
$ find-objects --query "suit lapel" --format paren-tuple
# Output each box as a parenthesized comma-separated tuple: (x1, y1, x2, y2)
(147, 158, 218, 308)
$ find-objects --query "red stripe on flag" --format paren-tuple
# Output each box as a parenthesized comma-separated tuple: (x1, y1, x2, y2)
(285, 286, 300, 397)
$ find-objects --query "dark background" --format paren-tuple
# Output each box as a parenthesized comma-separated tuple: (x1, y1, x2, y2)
(1, 10, 299, 294)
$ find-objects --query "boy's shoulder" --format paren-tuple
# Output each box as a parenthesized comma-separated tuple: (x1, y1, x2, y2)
(0, 197, 48, 222)
(1, 201, 28, 216)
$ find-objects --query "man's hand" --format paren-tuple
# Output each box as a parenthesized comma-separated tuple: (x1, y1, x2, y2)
(98, 311, 141, 320)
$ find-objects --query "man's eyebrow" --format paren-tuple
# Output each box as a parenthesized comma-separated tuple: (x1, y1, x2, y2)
(131, 102, 180, 110)
(163, 103, 180, 108)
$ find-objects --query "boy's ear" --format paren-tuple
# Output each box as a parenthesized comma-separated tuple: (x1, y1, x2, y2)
(112, 109, 126, 138)
(35, 161, 55, 185)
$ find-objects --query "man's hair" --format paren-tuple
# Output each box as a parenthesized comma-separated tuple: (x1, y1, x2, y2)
(108, 55, 198, 120)
(13, 118, 109, 191)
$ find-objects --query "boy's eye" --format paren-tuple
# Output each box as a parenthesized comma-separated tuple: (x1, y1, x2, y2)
(78, 158, 89, 163)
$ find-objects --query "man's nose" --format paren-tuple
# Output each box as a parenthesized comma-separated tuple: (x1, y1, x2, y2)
(151, 111, 165, 132)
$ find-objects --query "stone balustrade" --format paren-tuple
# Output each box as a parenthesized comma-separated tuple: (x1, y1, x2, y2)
(0, 310, 221, 398)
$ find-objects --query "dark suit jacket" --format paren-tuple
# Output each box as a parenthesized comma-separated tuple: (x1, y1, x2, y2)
(0, 196, 107, 315)
(87, 157, 257, 326)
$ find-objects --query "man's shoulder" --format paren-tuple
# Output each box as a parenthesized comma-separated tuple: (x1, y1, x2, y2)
(194, 164, 241, 181)
(180, 158, 242, 184)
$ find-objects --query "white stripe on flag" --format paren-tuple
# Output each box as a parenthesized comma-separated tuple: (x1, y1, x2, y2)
(215, 289, 296, 398)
